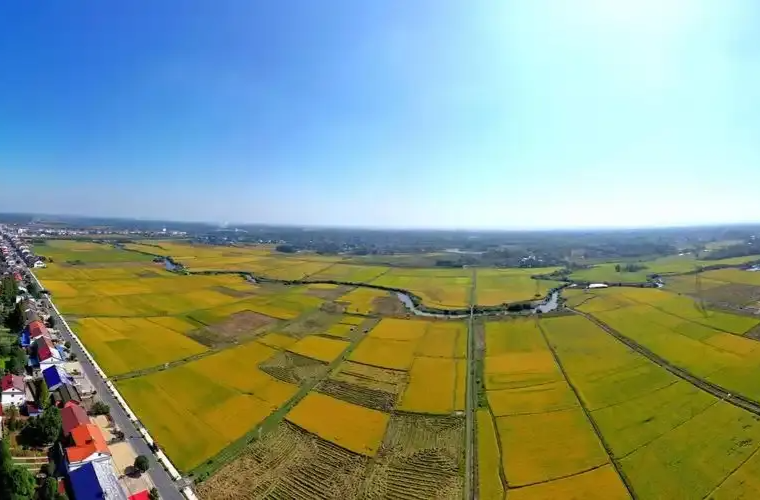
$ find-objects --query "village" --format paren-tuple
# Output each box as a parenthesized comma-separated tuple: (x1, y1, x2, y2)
(0, 235, 160, 500)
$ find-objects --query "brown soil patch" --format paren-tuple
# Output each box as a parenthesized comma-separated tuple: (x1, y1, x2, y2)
(282, 312, 342, 339)
(702, 283, 760, 308)
(260, 352, 329, 386)
(320, 301, 347, 314)
(196, 422, 369, 500)
(188, 311, 274, 348)
(372, 295, 407, 317)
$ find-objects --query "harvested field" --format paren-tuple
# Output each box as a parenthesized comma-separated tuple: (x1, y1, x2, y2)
(260, 351, 329, 386)
(364, 413, 464, 500)
(331, 361, 407, 394)
(188, 311, 275, 348)
(316, 379, 397, 412)
(196, 422, 370, 500)
(286, 393, 390, 456)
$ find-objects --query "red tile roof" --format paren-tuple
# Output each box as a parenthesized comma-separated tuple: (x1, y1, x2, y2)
(61, 402, 90, 436)
(36, 336, 60, 362)
(129, 492, 150, 500)
(1, 374, 24, 392)
(66, 424, 110, 463)
(28, 320, 48, 339)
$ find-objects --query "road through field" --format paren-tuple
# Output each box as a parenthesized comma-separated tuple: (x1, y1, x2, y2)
(30, 272, 185, 500)
(574, 310, 760, 418)
(465, 268, 476, 500)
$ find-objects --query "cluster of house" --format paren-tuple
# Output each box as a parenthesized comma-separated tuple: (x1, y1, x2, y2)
(0, 300, 145, 499)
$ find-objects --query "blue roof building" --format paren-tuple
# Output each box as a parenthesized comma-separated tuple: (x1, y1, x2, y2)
(68, 461, 127, 500)
(19, 330, 31, 347)
(43, 365, 73, 391)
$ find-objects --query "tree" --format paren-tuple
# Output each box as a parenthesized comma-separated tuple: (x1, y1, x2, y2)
(7, 347, 26, 376)
(4, 303, 23, 334)
(0, 276, 18, 308)
(38, 379, 50, 409)
(149, 487, 160, 500)
(614, 264, 621, 273)
(4, 405, 21, 432)
(90, 401, 110, 416)
(8, 467, 35, 500)
(37, 476, 67, 500)
(22, 406, 62, 446)
(134, 455, 150, 474)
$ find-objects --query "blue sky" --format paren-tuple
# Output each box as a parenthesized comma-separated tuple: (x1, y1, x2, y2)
(1, 1, 759, 229)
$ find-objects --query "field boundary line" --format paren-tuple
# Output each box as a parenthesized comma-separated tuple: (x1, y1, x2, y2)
(618, 399, 719, 461)
(507, 462, 609, 490)
(573, 310, 760, 417)
(703, 439, 760, 499)
(537, 320, 637, 500)
(485, 404, 510, 493)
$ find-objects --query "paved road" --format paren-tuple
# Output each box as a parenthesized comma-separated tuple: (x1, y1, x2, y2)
(32, 272, 184, 500)
(464, 268, 476, 500)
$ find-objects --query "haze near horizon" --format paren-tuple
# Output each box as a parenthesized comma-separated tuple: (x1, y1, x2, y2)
(1, 1, 759, 230)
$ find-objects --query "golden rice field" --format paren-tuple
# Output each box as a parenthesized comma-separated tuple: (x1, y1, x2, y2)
(71, 317, 208, 376)
(117, 340, 299, 472)
(286, 335, 350, 363)
(476, 268, 561, 305)
(285, 392, 390, 456)
(336, 287, 392, 314)
(34, 239, 155, 263)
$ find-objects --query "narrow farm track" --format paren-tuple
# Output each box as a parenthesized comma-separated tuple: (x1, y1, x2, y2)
(537, 321, 637, 499)
(573, 309, 760, 418)
(465, 268, 476, 500)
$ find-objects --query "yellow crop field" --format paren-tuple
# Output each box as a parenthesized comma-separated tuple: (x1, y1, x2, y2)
(476, 268, 561, 305)
(488, 381, 578, 417)
(117, 363, 292, 472)
(337, 287, 390, 314)
(257, 332, 298, 350)
(485, 351, 561, 391)
(260, 261, 334, 280)
(349, 337, 417, 371)
(368, 318, 429, 341)
(496, 408, 608, 486)
(509, 465, 630, 500)
(72, 317, 207, 375)
(399, 357, 457, 414)
(145, 316, 199, 333)
(286, 392, 390, 456)
(325, 322, 355, 338)
(476, 410, 504, 500)
(370, 274, 471, 309)
(340, 315, 365, 326)
(454, 360, 466, 411)
(415, 321, 467, 358)
(309, 264, 390, 282)
(287, 335, 350, 363)
(485, 319, 547, 356)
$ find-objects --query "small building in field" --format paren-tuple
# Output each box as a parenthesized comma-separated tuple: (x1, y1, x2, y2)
(44, 365, 74, 392)
(33, 260, 46, 268)
(68, 460, 127, 500)
(1, 374, 26, 407)
(66, 423, 112, 471)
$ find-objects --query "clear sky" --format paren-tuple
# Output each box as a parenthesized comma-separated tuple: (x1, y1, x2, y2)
(1, 1, 759, 229)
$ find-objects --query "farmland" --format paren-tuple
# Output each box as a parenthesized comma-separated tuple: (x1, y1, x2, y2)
(32, 237, 760, 499)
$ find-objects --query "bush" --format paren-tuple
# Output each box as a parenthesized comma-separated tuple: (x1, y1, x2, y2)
(90, 401, 110, 416)
(134, 455, 150, 474)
